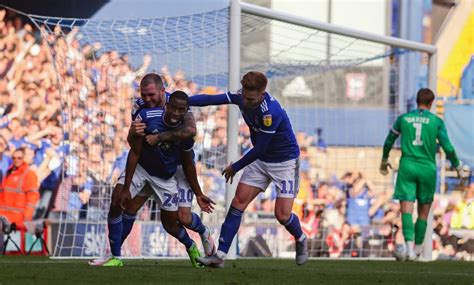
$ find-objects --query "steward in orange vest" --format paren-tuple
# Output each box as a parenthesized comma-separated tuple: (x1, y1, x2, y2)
(0, 148, 39, 229)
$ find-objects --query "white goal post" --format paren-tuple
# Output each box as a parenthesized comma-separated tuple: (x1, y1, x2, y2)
(228, 0, 437, 261)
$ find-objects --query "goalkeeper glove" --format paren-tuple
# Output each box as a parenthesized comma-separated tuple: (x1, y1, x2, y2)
(455, 163, 470, 180)
(379, 159, 392, 176)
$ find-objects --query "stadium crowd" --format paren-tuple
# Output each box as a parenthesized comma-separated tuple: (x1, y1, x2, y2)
(0, 8, 472, 259)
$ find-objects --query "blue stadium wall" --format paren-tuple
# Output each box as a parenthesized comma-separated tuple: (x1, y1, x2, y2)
(444, 103, 474, 168)
(286, 107, 390, 147)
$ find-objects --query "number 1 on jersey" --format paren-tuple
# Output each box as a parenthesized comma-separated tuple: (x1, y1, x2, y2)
(412, 123, 423, 146)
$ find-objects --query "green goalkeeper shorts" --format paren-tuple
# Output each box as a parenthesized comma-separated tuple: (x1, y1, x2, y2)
(394, 159, 436, 204)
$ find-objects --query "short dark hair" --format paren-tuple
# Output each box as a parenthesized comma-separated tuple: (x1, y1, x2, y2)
(416, 88, 435, 106)
(343, 171, 351, 177)
(140, 73, 164, 89)
(241, 71, 267, 91)
(13, 147, 25, 156)
(169, 90, 189, 105)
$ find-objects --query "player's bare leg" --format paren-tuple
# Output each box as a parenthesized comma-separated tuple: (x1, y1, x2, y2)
(110, 184, 125, 218)
(89, 183, 125, 266)
(119, 194, 149, 242)
(162, 209, 203, 268)
(178, 207, 193, 226)
(106, 183, 126, 266)
(89, 186, 148, 266)
(198, 183, 260, 268)
(179, 207, 215, 256)
(275, 197, 308, 266)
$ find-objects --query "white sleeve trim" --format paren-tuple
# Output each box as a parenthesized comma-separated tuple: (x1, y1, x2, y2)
(225, 92, 232, 103)
(259, 128, 276, 134)
(183, 147, 194, 152)
(391, 128, 400, 136)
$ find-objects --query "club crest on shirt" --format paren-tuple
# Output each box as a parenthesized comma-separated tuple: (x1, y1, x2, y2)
(263, 114, 272, 127)
(157, 141, 172, 151)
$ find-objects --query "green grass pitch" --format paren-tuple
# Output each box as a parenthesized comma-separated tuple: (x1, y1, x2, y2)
(0, 257, 472, 284)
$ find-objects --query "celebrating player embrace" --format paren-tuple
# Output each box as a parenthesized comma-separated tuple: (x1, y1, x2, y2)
(90, 74, 214, 267)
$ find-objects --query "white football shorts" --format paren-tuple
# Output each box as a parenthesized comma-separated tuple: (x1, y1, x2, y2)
(239, 158, 300, 199)
(117, 164, 178, 211)
(174, 165, 194, 208)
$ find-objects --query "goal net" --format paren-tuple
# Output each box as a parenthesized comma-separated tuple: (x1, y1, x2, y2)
(22, 3, 433, 259)
(239, 10, 430, 259)
(28, 8, 231, 258)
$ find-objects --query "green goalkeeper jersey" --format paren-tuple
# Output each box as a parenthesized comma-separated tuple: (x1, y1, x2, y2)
(383, 109, 459, 167)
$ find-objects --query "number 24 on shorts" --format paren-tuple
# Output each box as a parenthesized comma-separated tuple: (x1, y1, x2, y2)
(163, 193, 179, 207)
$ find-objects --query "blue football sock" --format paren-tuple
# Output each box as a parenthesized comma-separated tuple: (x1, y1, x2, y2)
(185, 212, 206, 235)
(282, 213, 304, 240)
(177, 226, 194, 250)
(108, 215, 123, 257)
(217, 206, 243, 254)
(121, 212, 137, 244)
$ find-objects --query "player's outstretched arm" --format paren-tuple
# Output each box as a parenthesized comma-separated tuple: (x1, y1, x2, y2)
(223, 110, 282, 183)
(188, 92, 233, 107)
(147, 112, 197, 145)
(180, 149, 215, 213)
(222, 130, 275, 183)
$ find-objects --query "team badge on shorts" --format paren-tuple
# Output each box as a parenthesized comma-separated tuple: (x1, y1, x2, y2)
(263, 114, 272, 127)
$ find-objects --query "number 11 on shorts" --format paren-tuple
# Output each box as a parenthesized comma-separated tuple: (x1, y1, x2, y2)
(281, 180, 294, 195)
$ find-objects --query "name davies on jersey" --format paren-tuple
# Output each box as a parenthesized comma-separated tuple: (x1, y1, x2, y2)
(405, 117, 430, 124)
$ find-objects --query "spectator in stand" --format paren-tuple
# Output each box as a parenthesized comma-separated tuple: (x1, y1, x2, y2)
(28, 126, 66, 219)
(239, 126, 252, 155)
(0, 148, 39, 229)
(310, 128, 327, 152)
(0, 90, 24, 129)
(293, 147, 313, 220)
(342, 172, 374, 230)
(450, 183, 474, 229)
(300, 203, 322, 240)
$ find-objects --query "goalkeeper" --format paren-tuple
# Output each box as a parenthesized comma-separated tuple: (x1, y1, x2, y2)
(380, 88, 466, 260)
